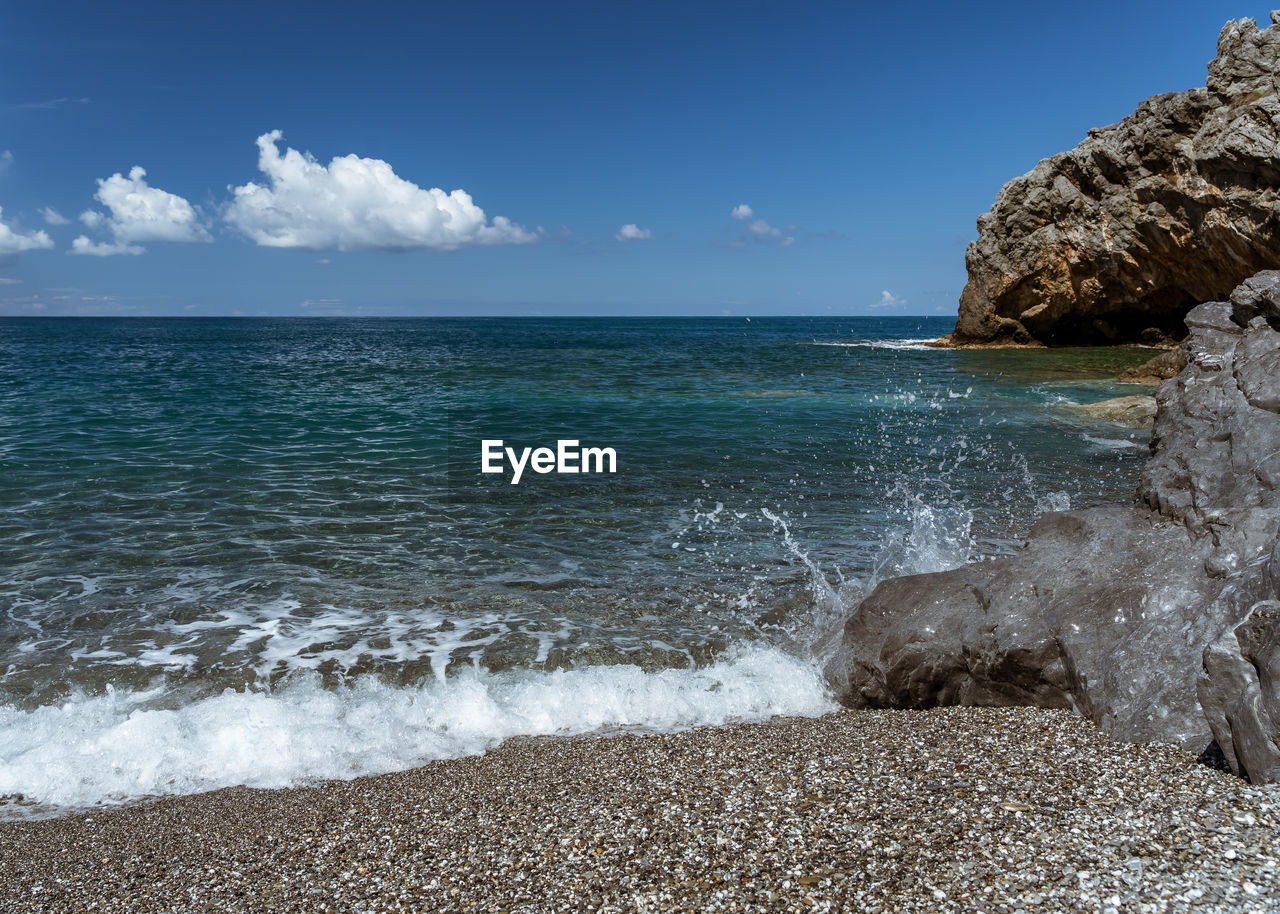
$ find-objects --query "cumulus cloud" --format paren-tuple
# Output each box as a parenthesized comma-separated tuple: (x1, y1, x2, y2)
(727, 203, 794, 247)
(614, 223, 653, 241)
(70, 237, 144, 256)
(746, 219, 782, 239)
(0, 207, 54, 254)
(225, 130, 536, 252)
(39, 207, 70, 225)
(71, 166, 210, 256)
(870, 290, 907, 309)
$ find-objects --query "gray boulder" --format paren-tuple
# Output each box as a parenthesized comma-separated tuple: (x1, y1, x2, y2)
(828, 272, 1280, 779)
(1230, 269, 1280, 330)
(1199, 557, 1280, 783)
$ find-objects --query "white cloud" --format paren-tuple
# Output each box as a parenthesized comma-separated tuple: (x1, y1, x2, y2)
(0, 277, 21, 285)
(0, 207, 54, 253)
(19, 97, 90, 110)
(871, 290, 907, 309)
(69, 236, 144, 256)
(39, 207, 70, 225)
(71, 166, 210, 256)
(746, 218, 781, 239)
(95, 167, 209, 242)
(727, 203, 794, 247)
(225, 130, 536, 252)
(614, 223, 653, 241)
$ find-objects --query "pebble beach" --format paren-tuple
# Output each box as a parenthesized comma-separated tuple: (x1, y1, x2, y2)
(2, 706, 1277, 913)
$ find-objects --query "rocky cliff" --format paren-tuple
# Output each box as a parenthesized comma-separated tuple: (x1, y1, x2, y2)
(943, 14, 1280, 347)
(829, 272, 1280, 782)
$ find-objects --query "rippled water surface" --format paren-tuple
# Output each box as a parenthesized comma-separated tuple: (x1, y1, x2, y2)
(0, 316, 1154, 815)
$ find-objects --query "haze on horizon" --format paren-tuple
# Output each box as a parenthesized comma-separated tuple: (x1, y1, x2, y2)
(0, 1, 1270, 317)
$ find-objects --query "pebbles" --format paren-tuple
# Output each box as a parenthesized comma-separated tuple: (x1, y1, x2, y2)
(2, 707, 1278, 912)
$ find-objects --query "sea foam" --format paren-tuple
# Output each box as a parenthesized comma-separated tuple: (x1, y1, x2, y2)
(804, 338, 938, 350)
(0, 644, 833, 818)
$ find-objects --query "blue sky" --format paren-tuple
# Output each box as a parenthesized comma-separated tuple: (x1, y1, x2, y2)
(0, 1, 1272, 316)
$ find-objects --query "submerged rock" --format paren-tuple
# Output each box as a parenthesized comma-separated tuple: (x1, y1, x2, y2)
(1118, 346, 1189, 384)
(1063, 394, 1157, 426)
(828, 272, 1280, 780)
(943, 14, 1280, 347)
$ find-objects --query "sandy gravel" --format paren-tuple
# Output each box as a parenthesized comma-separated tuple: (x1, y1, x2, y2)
(1, 707, 1277, 913)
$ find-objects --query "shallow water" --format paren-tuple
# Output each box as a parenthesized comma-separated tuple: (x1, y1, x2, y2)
(0, 316, 1153, 816)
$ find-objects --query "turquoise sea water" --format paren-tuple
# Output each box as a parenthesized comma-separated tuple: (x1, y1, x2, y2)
(0, 316, 1153, 816)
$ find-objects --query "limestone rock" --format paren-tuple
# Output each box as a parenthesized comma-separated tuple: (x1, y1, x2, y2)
(829, 271, 1280, 779)
(947, 15, 1280, 347)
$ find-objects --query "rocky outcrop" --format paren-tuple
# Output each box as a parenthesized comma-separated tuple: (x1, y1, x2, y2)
(943, 14, 1280, 347)
(828, 272, 1280, 780)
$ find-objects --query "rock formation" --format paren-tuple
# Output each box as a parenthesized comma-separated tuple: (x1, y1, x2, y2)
(828, 272, 1280, 781)
(942, 14, 1280, 347)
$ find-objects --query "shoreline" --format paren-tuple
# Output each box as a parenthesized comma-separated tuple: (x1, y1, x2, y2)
(924, 335, 1179, 351)
(923, 335, 1047, 350)
(4, 707, 1277, 913)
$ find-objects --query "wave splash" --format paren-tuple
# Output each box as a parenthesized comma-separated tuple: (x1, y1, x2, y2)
(0, 644, 831, 819)
(0, 441, 1045, 819)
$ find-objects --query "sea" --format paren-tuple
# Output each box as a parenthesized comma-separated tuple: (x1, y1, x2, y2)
(0, 316, 1154, 818)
